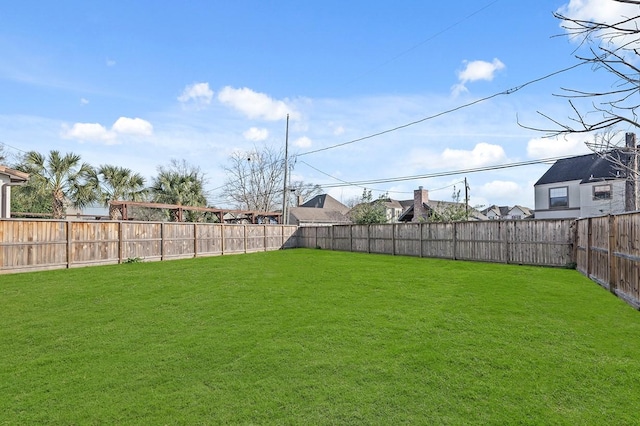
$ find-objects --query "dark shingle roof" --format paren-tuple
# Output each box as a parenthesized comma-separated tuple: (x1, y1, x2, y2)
(535, 151, 629, 186)
(300, 194, 349, 214)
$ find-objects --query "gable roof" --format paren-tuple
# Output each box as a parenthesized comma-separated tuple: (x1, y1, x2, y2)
(288, 207, 351, 224)
(300, 194, 349, 214)
(0, 165, 29, 182)
(535, 151, 629, 186)
(510, 205, 533, 217)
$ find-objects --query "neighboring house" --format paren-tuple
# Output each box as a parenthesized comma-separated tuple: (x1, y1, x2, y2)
(481, 205, 533, 220)
(482, 205, 510, 220)
(398, 187, 487, 222)
(534, 133, 637, 219)
(288, 194, 352, 226)
(507, 205, 533, 220)
(0, 165, 29, 219)
(370, 198, 412, 223)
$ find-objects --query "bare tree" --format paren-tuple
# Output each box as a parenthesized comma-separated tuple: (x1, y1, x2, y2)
(522, 0, 640, 135)
(288, 181, 323, 206)
(221, 146, 285, 212)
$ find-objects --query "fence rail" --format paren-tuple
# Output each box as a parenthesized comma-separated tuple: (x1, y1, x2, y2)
(0, 219, 297, 273)
(297, 220, 576, 268)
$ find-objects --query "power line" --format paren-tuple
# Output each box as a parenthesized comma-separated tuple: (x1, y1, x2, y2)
(347, 0, 501, 85)
(301, 155, 570, 189)
(297, 62, 587, 158)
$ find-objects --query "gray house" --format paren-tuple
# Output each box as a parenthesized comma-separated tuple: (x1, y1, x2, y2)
(534, 133, 637, 219)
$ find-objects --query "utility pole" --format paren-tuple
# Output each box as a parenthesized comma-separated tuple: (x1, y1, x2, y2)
(282, 114, 290, 224)
(464, 177, 469, 219)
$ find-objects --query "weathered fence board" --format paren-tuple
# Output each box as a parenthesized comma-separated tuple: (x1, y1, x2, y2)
(0, 219, 297, 274)
(575, 212, 640, 308)
(298, 220, 576, 268)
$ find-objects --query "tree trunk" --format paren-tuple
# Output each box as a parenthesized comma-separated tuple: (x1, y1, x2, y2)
(52, 190, 65, 219)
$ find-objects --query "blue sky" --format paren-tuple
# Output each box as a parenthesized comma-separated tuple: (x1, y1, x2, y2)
(1, 0, 637, 209)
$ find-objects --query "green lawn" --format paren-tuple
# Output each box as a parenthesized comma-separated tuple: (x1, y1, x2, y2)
(1, 249, 639, 424)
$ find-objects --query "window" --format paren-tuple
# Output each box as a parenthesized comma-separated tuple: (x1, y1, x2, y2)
(549, 187, 568, 208)
(593, 184, 612, 200)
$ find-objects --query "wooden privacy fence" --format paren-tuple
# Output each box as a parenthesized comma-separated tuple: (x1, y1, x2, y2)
(297, 220, 576, 267)
(575, 212, 640, 309)
(0, 219, 297, 274)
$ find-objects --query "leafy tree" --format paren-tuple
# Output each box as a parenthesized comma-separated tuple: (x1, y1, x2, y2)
(18, 150, 94, 219)
(90, 165, 147, 220)
(348, 189, 388, 224)
(150, 159, 208, 222)
(426, 187, 470, 223)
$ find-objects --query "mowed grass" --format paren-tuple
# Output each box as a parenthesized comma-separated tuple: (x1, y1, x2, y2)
(1, 249, 640, 424)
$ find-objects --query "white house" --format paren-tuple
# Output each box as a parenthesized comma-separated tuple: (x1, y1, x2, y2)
(0, 165, 29, 218)
(534, 133, 637, 219)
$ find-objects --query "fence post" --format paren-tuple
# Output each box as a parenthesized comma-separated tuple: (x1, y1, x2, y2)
(194, 223, 198, 258)
(118, 221, 123, 264)
(608, 215, 618, 293)
(263, 224, 267, 251)
(503, 221, 509, 264)
(453, 222, 458, 260)
(392, 223, 396, 256)
(350, 225, 353, 252)
(220, 220, 224, 255)
(330, 225, 334, 251)
(586, 218, 592, 278)
(367, 224, 371, 254)
(161, 222, 165, 261)
(419, 223, 423, 258)
(66, 221, 72, 269)
(244, 225, 248, 254)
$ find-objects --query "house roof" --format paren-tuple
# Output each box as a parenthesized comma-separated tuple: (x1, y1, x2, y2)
(535, 151, 630, 186)
(288, 207, 351, 224)
(510, 205, 533, 217)
(0, 165, 29, 182)
(481, 205, 510, 217)
(300, 194, 349, 214)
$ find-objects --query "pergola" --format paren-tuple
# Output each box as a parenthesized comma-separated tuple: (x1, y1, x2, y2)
(109, 201, 283, 224)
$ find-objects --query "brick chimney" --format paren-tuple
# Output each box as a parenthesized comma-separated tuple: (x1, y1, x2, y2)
(625, 132, 638, 212)
(412, 186, 429, 222)
(297, 195, 304, 207)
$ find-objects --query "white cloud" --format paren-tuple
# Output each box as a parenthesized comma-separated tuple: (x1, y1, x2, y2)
(112, 117, 153, 136)
(478, 180, 521, 199)
(106, 59, 116, 67)
(218, 86, 299, 121)
(62, 116, 153, 144)
(80, 98, 89, 105)
(178, 82, 214, 108)
(294, 136, 312, 148)
(452, 58, 505, 95)
(62, 122, 115, 143)
(526, 134, 590, 158)
(441, 142, 507, 168)
(458, 58, 505, 83)
(333, 125, 345, 136)
(243, 127, 269, 142)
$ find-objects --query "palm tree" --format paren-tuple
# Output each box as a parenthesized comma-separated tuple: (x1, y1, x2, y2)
(22, 150, 95, 219)
(151, 160, 208, 222)
(92, 165, 147, 220)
